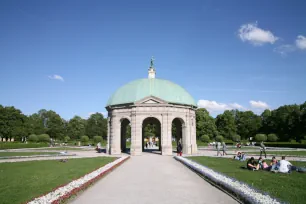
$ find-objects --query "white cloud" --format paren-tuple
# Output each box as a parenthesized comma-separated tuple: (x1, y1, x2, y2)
(273, 44, 296, 56)
(238, 22, 278, 46)
(296, 35, 306, 50)
(197, 100, 245, 113)
(48, 74, 64, 82)
(249, 100, 269, 109)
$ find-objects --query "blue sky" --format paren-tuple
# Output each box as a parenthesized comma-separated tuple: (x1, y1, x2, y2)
(0, 0, 306, 119)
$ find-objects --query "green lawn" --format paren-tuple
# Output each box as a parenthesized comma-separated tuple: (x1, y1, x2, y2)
(190, 156, 306, 204)
(39, 147, 90, 151)
(0, 152, 58, 157)
(241, 151, 306, 156)
(0, 157, 116, 204)
(0, 143, 49, 150)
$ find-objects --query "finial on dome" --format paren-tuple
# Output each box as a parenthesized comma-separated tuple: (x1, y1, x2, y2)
(150, 56, 155, 68)
(148, 56, 156, 79)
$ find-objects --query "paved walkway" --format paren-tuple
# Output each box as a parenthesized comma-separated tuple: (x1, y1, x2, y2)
(70, 153, 238, 204)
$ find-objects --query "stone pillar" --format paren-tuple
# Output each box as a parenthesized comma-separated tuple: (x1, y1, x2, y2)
(161, 114, 172, 155)
(110, 116, 121, 155)
(190, 114, 198, 154)
(183, 114, 192, 155)
(130, 113, 142, 155)
(106, 117, 111, 154)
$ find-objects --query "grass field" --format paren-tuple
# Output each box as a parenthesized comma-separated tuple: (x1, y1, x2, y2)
(0, 157, 116, 204)
(0, 143, 49, 150)
(0, 152, 58, 157)
(39, 147, 90, 151)
(190, 156, 306, 204)
(240, 151, 306, 156)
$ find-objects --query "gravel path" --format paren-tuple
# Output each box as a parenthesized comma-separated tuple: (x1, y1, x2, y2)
(70, 153, 238, 204)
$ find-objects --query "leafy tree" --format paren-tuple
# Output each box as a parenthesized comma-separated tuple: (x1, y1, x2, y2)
(26, 113, 46, 135)
(215, 110, 237, 139)
(231, 134, 241, 142)
(64, 136, 70, 143)
(300, 102, 306, 137)
(200, 135, 210, 143)
(0, 105, 27, 140)
(234, 110, 262, 140)
(126, 124, 131, 139)
(267, 133, 278, 142)
(44, 110, 65, 140)
(67, 116, 86, 140)
(196, 108, 218, 139)
(270, 105, 301, 141)
(93, 136, 102, 143)
(28, 134, 38, 142)
(38, 134, 50, 142)
(81, 135, 89, 143)
(86, 113, 107, 139)
(255, 134, 267, 142)
(144, 123, 158, 137)
(260, 109, 273, 134)
(215, 135, 224, 142)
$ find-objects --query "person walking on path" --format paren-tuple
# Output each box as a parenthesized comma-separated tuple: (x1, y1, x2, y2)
(260, 141, 267, 158)
(222, 142, 227, 156)
(177, 142, 183, 156)
(216, 141, 221, 156)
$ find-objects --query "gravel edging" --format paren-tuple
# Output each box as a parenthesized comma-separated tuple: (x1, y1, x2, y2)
(27, 156, 130, 204)
(174, 156, 283, 204)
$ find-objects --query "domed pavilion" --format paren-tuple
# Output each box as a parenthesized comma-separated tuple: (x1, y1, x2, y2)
(105, 59, 197, 156)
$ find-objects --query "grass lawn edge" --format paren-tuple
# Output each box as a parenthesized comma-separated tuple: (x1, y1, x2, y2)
(26, 156, 130, 204)
(174, 156, 282, 204)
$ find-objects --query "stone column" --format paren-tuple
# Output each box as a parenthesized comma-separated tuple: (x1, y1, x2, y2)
(130, 113, 142, 155)
(110, 116, 121, 154)
(183, 114, 192, 154)
(190, 114, 198, 154)
(161, 114, 172, 155)
(106, 117, 111, 154)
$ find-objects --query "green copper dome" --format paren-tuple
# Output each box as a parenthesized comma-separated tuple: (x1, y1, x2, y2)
(106, 78, 197, 107)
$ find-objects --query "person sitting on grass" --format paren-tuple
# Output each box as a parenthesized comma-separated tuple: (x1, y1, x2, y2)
(240, 152, 246, 161)
(234, 151, 242, 160)
(247, 157, 259, 170)
(273, 156, 292, 173)
(261, 160, 270, 170)
(269, 156, 278, 171)
(258, 157, 263, 168)
(234, 152, 247, 161)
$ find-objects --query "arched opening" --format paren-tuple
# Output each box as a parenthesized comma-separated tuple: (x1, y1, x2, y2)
(172, 118, 185, 153)
(120, 118, 131, 153)
(142, 117, 161, 154)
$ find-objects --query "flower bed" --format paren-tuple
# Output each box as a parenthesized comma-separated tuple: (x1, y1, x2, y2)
(27, 156, 129, 204)
(174, 156, 281, 204)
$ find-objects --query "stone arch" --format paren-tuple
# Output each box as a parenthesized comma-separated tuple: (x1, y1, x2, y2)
(141, 116, 162, 153)
(120, 117, 131, 153)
